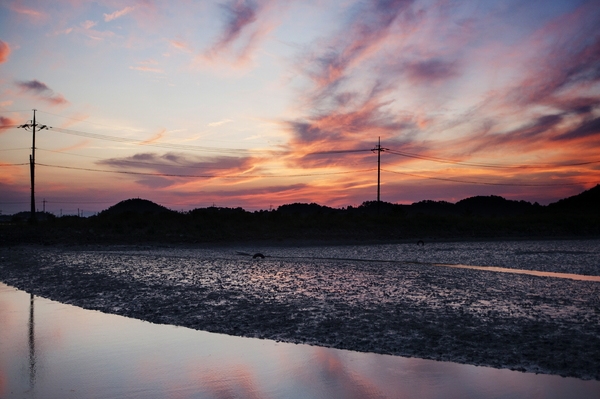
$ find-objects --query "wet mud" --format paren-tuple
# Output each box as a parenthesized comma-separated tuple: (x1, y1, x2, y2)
(0, 244, 599, 380)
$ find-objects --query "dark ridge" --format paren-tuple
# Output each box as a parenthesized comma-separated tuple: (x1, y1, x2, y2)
(547, 184, 600, 214)
(99, 198, 173, 216)
(454, 195, 539, 217)
(277, 203, 336, 216)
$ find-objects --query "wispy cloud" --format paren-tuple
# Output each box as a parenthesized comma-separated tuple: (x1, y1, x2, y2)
(15, 79, 69, 106)
(98, 152, 258, 188)
(140, 129, 167, 144)
(208, 119, 233, 127)
(81, 20, 97, 30)
(0, 41, 10, 63)
(303, 0, 415, 89)
(129, 65, 164, 73)
(130, 59, 164, 73)
(104, 6, 135, 22)
(0, 116, 16, 131)
(200, 0, 279, 67)
(6, 3, 46, 21)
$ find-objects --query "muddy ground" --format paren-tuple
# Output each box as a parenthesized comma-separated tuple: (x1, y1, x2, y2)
(0, 244, 599, 381)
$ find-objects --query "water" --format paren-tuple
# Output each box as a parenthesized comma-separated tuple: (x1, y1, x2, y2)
(1, 282, 599, 399)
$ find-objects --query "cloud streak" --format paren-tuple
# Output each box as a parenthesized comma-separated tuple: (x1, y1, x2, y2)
(201, 0, 279, 66)
(15, 80, 69, 106)
(104, 6, 135, 22)
(97, 152, 259, 188)
(0, 41, 10, 63)
(0, 116, 16, 131)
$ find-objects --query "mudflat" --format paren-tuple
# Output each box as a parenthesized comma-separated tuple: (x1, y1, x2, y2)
(1, 243, 598, 380)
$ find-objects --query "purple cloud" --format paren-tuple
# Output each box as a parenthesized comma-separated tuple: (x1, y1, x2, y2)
(553, 117, 600, 142)
(306, 0, 415, 88)
(205, 0, 277, 63)
(404, 58, 459, 83)
(16, 79, 69, 106)
(17, 79, 51, 92)
(98, 152, 258, 188)
(217, 0, 259, 49)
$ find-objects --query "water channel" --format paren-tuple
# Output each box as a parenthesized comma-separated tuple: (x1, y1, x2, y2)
(1, 282, 599, 399)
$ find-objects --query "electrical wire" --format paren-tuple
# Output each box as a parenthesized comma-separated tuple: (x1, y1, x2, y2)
(0, 148, 30, 152)
(50, 127, 275, 156)
(36, 162, 376, 179)
(382, 168, 600, 187)
(36, 148, 241, 170)
(386, 149, 600, 169)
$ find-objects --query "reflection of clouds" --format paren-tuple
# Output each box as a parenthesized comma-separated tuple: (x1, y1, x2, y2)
(185, 363, 263, 399)
(310, 347, 391, 399)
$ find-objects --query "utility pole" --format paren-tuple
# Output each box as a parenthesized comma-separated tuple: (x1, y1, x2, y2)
(18, 110, 49, 223)
(371, 137, 388, 203)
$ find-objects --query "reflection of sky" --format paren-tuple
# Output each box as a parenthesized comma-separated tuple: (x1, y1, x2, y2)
(1, 283, 599, 398)
(0, 1, 599, 214)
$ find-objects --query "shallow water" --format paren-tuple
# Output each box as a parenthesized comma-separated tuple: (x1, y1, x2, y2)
(251, 239, 600, 276)
(1, 283, 599, 399)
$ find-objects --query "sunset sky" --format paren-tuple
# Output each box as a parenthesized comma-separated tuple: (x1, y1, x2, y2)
(1, 0, 599, 215)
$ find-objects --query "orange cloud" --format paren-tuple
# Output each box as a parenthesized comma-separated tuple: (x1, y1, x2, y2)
(140, 129, 166, 144)
(0, 116, 16, 131)
(0, 40, 10, 63)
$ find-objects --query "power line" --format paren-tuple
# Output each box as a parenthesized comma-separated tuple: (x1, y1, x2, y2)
(36, 162, 376, 179)
(50, 126, 270, 156)
(36, 148, 244, 170)
(305, 146, 600, 170)
(306, 149, 372, 155)
(386, 149, 600, 169)
(0, 163, 29, 166)
(0, 148, 31, 152)
(382, 168, 599, 187)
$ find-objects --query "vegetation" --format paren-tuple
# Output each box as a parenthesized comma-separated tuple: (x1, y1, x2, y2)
(1, 186, 599, 246)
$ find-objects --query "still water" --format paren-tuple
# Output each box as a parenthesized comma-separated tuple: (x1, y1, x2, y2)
(1, 283, 598, 399)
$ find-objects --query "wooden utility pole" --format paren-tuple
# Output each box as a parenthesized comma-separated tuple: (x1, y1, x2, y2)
(371, 137, 388, 202)
(18, 110, 48, 222)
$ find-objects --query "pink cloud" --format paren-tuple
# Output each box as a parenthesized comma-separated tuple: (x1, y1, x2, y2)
(140, 129, 166, 144)
(0, 116, 16, 131)
(104, 6, 135, 22)
(6, 3, 47, 21)
(0, 40, 10, 63)
(15, 79, 69, 106)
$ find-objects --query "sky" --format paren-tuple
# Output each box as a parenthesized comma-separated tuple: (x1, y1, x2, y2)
(1, 0, 599, 215)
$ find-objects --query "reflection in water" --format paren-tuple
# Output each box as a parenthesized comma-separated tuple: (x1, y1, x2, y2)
(28, 293, 36, 388)
(432, 263, 600, 282)
(1, 282, 599, 399)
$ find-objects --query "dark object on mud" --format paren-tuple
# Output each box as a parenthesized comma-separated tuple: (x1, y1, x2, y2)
(252, 253, 265, 259)
(417, 240, 425, 246)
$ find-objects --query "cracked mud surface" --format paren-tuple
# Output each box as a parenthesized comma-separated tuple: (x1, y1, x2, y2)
(1, 240, 599, 380)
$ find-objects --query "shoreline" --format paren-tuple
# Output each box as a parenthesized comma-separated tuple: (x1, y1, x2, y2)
(1, 242, 599, 381)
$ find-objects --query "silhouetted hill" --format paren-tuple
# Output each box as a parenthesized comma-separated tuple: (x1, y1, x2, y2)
(547, 184, 600, 214)
(99, 198, 173, 216)
(454, 195, 539, 217)
(2, 186, 599, 246)
(277, 203, 336, 216)
(408, 200, 456, 216)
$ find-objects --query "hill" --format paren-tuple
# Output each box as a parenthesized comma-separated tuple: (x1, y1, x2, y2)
(99, 198, 174, 216)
